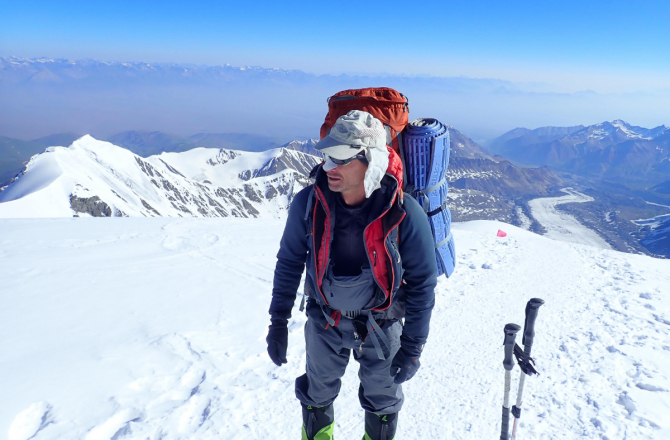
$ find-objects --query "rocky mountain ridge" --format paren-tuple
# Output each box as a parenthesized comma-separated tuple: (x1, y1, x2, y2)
(0, 136, 320, 219)
(445, 127, 562, 225)
(0, 132, 316, 189)
(487, 120, 670, 184)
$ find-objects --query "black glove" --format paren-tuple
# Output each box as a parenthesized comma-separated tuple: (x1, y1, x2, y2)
(266, 323, 288, 366)
(390, 344, 422, 384)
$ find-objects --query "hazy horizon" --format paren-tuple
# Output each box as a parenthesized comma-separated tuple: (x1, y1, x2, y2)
(2, 0, 669, 143)
(2, 56, 669, 145)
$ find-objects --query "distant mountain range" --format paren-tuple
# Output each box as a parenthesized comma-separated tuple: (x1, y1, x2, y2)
(447, 127, 560, 197)
(487, 120, 670, 185)
(0, 56, 576, 143)
(0, 57, 521, 90)
(0, 57, 314, 87)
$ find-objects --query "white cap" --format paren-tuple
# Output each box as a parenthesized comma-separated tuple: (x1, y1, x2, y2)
(315, 110, 387, 160)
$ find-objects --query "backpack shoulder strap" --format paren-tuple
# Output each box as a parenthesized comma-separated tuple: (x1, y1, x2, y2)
(304, 185, 315, 222)
(389, 220, 400, 249)
(300, 185, 316, 313)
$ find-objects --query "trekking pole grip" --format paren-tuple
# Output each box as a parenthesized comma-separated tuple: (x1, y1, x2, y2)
(503, 323, 521, 371)
(522, 298, 545, 355)
(501, 323, 521, 440)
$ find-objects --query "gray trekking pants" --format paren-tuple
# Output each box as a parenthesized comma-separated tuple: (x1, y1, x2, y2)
(295, 304, 404, 415)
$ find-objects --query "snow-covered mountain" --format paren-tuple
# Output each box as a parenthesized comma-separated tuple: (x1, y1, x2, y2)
(0, 57, 307, 85)
(283, 139, 320, 156)
(0, 136, 320, 219)
(586, 120, 669, 141)
(487, 120, 670, 183)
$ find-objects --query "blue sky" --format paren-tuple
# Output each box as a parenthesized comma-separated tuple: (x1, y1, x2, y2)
(1, 0, 669, 140)
(2, 0, 670, 92)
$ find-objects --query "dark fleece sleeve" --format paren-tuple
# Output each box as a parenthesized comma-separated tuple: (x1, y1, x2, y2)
(398, 194, 438, 350)
(268, 186, 311, 326)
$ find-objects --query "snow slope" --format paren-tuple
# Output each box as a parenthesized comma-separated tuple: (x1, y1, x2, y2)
(0, 136, 320, 219)
(1, 218, 669, 439)
(529, 188, 612, 249)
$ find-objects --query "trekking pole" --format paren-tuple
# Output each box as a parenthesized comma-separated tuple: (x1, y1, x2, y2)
(500, 323, 521, 440)
(511, 298, 545, 439)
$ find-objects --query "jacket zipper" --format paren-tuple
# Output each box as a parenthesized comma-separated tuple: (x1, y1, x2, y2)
(390, 239, 401, 263)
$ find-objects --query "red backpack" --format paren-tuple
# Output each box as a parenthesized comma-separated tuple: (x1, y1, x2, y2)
(320, 87, 409, 156)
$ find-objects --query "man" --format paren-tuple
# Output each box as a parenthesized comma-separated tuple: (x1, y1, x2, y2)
(267, 110, 437, 440)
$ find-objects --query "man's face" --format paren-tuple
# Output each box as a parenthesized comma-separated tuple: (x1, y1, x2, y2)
(325, 156, 368, 195)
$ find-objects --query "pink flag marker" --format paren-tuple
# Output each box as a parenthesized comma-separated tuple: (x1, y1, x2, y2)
(497, 229, 507, 237)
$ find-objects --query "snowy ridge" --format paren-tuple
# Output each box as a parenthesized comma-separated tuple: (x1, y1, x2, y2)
(1, 56, 300, 79)
(0, 136, 321, 219)
(1, 218, 669, 439)
(282, 139, 320, 157)
(588, 120, 669, 141)
(553, 119, 670, 149)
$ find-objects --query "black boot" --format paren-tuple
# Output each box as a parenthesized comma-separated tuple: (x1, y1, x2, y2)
(302, 402, 334, 440)
(363, 411, 398, 440)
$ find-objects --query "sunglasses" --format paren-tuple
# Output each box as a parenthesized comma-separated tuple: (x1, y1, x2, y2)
(326, 152, 368, 166)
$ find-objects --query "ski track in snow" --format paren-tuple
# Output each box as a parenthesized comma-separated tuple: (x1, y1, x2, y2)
(528, 188, 612, 250)
(1, 218, 669, 439)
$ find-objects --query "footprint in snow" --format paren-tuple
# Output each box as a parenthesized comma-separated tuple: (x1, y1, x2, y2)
(204, 233, 219, 244)
(635, 383, 667, 392)
(162, 236, 196, 252)
(616, 392, 637, 415)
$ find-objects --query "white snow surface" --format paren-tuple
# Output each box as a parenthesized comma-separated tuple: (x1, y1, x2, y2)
(2, 218, 669, 439)
(528, 188, 612, 249)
